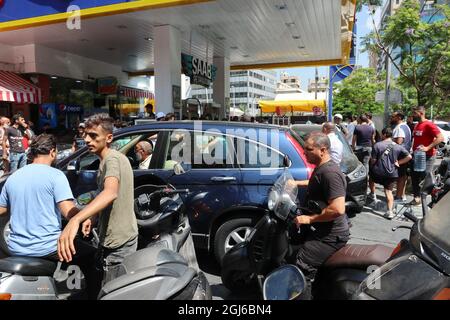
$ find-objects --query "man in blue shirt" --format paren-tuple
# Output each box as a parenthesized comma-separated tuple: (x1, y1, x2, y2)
(0, 134, 98, 299)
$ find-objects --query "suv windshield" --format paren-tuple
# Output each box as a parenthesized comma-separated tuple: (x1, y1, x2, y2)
(422, 191, 450, 251)
(290, 125, 359, 173)
(436, 123, 450, 131)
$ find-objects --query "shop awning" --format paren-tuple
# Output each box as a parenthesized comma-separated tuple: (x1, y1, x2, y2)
(258, 99, 326, 113)
(0, 71, 42, 104)
(120, 86, 154, 100)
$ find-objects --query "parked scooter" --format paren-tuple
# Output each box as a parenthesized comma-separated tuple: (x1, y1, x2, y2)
(429, 157, 450, 208)
(0, 164, 211, 300)
(262, 172, 450, 300)
(221, 170, 394, 298)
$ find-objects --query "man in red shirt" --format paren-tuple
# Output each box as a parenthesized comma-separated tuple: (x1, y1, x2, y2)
(410, 106, 444, 205)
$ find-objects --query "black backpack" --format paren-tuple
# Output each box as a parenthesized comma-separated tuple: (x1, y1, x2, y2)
(371, 142, 396, 177)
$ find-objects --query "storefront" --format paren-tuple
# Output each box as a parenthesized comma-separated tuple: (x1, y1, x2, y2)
(0, 70, 42, 122)
(115, 86, 154, 121)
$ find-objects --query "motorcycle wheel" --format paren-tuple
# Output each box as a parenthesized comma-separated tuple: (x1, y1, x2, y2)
(221, 269, 257, 293)
(0, 214, 11, 257)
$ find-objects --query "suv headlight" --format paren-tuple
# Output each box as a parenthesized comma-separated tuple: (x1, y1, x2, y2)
(268, 190, 279, 211)
(349, 165, 366, 180)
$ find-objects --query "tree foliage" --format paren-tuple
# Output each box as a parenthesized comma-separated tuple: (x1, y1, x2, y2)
(362, 0, 450, 117)
(332, 68, 384, 115)
(356, 0, 383, 13)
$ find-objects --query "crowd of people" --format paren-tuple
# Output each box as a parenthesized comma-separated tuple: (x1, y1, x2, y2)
(0, 105, 445, 300)
(0, 114, 36, 175)
(331, 106, 444, 218)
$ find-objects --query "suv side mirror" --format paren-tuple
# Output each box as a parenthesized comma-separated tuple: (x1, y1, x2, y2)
(283, 155, 292, 167)
(67, 159, 80, 171)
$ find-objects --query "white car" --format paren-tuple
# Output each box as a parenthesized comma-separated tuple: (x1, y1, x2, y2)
(434, 121, 450, 157)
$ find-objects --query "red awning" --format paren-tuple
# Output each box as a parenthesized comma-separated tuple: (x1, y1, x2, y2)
(0, 71, 42, 104)
(120, 86, 154, 100)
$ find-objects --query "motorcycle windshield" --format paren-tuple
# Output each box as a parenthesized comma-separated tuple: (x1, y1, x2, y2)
(272, 171, 298, 204)
(422, 191, 450, 252)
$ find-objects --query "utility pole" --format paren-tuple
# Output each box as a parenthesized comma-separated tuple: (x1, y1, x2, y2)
(384, 48, 391, 127)
(315, 67, 318, 100)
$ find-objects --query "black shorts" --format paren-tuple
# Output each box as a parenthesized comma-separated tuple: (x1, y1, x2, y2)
(398, 163, 408, 177)
(370, 173, 397, 190)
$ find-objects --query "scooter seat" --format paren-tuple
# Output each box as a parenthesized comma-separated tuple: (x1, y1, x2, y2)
(324, 244, 393, 270)
(0, 256, 57, 276)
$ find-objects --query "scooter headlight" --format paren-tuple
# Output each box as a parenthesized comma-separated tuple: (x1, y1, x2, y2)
(268, 190, 279, 211)
(274, 194, 295, 221)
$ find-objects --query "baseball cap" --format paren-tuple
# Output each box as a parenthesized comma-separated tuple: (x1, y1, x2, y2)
(334, 114, 343, 120)
(156, 112, 166, 120)
(78, 123, 85, 128)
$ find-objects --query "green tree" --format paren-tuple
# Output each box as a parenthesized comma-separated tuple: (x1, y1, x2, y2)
(362, 0, 450, 117)
(332, 68, 384, 115)
(356, 0, 383, 13)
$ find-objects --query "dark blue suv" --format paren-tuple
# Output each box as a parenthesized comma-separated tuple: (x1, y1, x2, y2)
(62, 121, 313, 261)
(1, 121, 312, 263)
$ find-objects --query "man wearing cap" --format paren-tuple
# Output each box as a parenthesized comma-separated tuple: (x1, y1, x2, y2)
(156, 112, 166, 121)
(333, 114, 348, 136)
(72, 123, 86, 152)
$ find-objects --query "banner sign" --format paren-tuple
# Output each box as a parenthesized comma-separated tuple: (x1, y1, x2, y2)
(58, 104, 84, 114)
(38, 103, 58, 128)
(0, 0, 137, 23)
(97, 77, 118, 95)
(181, 53, 217, 87)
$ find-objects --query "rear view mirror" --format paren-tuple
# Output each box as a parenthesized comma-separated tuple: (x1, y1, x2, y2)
(263, 265, 306, 300)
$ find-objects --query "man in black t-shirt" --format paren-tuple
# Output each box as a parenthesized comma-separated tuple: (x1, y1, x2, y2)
(291, 132, 350, 299)
(2, 114, 30, 172)
(353, 115, 375, 181)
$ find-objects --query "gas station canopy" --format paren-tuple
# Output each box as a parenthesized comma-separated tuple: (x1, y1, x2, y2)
(0, 0, 356, 73)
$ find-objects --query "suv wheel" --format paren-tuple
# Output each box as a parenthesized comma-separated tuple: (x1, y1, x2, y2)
(0, 215, 11, 256)
(214, 216, 257, 266)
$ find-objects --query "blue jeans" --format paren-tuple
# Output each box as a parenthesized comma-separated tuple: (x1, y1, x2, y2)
(9, 152, 27, 172)
(356, 146, 372, 176)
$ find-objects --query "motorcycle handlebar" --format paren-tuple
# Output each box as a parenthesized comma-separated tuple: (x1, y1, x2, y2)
(166, 189, 190, 194)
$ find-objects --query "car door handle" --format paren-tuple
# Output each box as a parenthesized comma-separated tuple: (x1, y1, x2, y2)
(210, 176, 236, 182)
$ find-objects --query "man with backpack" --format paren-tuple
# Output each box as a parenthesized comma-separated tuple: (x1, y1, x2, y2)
(368, 127, 412, 219)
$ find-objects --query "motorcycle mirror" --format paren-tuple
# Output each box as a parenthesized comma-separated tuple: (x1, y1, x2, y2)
(420, 172, 435, 195)
(263, 265, 306, 300)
